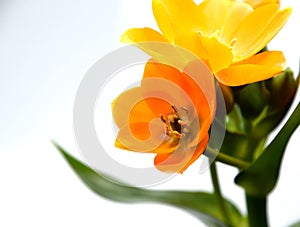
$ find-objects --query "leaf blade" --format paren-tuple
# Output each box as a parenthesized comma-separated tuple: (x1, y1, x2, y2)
(235, 102, 300, 196)
(54, 143, 243, 226)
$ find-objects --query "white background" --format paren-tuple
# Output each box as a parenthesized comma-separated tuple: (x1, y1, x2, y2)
(0, 0, 299, 226)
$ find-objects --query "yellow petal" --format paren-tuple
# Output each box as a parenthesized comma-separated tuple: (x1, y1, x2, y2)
(216, 51, 286, 86)
(122, 27, 197, 69)
(196, 0, 234, 37)
(152, 0, 198, 41)
(175, 32, 209, 60)
(199, 36, 233, 73)
(121, 27, 168, 44)
(239, 50, 285, 67)
(220, 2, 253, 45)
(176, 34, 233, 73)
(233, 4, 291, 61)
(245, 0, 279, 8)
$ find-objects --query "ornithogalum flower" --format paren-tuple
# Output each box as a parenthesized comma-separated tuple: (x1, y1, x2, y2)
(112, 60, 215, 173)
(121, 0, 291, 86)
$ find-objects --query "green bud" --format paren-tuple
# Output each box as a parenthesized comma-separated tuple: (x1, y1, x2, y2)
(266, 68, 298, 109)
(252, 68, 299, 138)
(233, 82, 270, 119)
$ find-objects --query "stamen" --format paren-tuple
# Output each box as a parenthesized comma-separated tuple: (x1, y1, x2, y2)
(183, 128, 189, 133)
(171, 105, 178, 113)
(160, 114, 166, 123)
(180, 106, 188, 114)
(159, 105, 190, 139)
(229, 37, 237, 47)
(209, 30, 221, 41)
(172, 131, 182, 138)
(178, 119, 188, 127)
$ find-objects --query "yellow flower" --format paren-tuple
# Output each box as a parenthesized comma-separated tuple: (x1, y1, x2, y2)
(112, 60, 215, 173)
(121, 0, 291, 86)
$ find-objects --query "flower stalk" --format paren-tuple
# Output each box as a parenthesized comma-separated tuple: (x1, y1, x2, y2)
(246, 193, 268, 227)
(206, 146, 250, 169)
(210, 160, 233, 226)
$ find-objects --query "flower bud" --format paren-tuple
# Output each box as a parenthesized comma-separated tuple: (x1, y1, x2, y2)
(233, 82, 270, 119)
(266, 68, 298, 109)
(252, 68, 298, 138)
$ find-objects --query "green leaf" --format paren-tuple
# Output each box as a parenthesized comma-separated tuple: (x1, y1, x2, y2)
(234, 102, 300, 197)
(54, 143, 243, 226)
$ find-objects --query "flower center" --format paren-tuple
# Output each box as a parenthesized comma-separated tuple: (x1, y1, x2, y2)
(160, 105, 190, 139)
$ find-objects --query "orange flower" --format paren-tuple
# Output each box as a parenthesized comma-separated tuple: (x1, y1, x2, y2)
(112, 60, 215, 173)
(121, 0, 291, 86)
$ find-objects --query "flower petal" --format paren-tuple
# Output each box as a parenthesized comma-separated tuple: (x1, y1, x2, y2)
(196, 0, 234, 37)
(220, 2, 253, 45)
(112, 87, 156, 128)
(199, 36, 233, 73)
(175, 32, 209, 61)
(233, 4, 291, 61)
(154, 133, 209, 173)
(115, 120, 179, 154)
(121, 27, 168, 44)
(176, 34, 233, 73)
(121, 27, 197, 69)
(216, 51, 286, 86)
(141, 61, 213, 121)
(152, 0, 198, 41)
(113, 88, 180, 154)
(245, 0, 279, 8)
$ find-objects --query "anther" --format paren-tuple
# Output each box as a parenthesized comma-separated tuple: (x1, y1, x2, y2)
(178, 119, 188, 127)
(171, 105, 178, 113)
(160, 114, 166, 123)
(172, 131, 182, 138)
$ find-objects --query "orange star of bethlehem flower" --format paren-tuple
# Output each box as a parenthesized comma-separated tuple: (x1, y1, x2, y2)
(121, 0, 291, 86)
(112, 60, 215, 173)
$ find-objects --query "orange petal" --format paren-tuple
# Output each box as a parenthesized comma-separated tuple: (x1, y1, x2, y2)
(216, 51, 286, 86)
(115, 120, 178, 154)
(154, 133, 209, 173)
(112, 87, 156, 128)
(141, 61, 213, 121)
(152, 0, 198, 41)
(233, 4, 291, 61)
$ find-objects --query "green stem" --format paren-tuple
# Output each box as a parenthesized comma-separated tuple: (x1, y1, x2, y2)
(206, 146, 250, 169)
(246, 193, 268, 227)
(210, 160, 233, 226)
